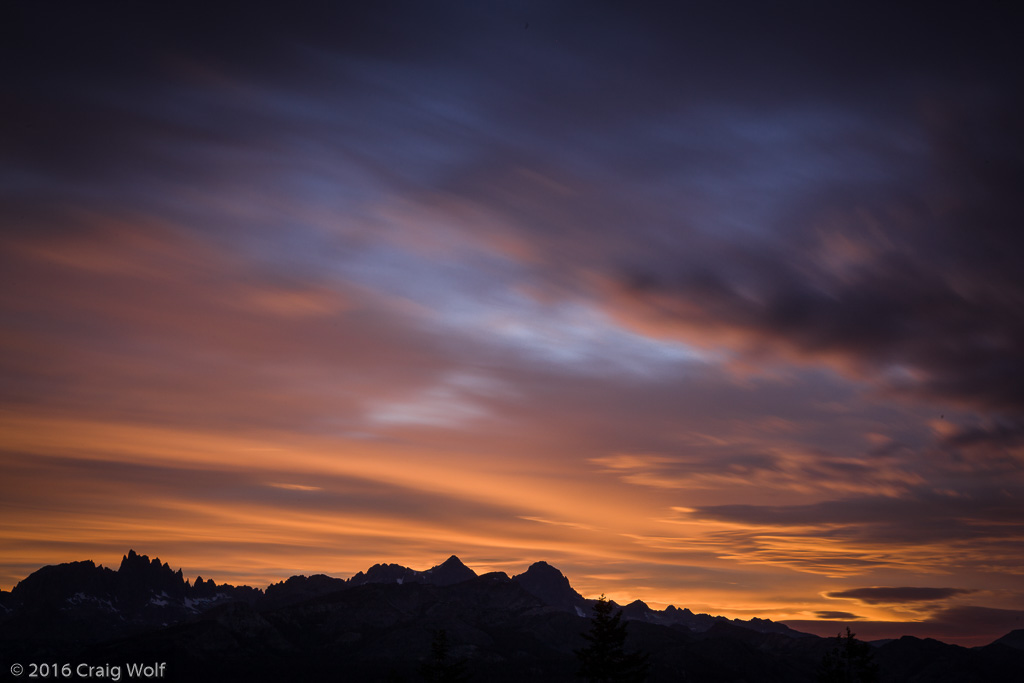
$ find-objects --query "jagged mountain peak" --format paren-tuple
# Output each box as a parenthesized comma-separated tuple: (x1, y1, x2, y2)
(10, 560, 116, 608)
(348, 562, 419, 586)
(520, 560, 563, 576)
(119, 549, 170, 574)
(424, 554, 477, 586)
(514, 561, 568, 585)
(512, 560, 586, 614)
(348, 556, 477, 587)
(120, 548, 150, 566)
(116, 550, 187, 600)
(439, 554, 466, 567)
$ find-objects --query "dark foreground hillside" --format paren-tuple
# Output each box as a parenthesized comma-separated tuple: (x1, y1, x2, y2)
(2, 552, 1022, 682)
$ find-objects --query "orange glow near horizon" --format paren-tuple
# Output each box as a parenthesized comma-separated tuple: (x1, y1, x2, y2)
(3, 405, 1020, 647)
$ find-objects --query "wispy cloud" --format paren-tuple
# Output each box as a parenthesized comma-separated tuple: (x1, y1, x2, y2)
(825, 587, 976, 605)
(815, 611, 864, 620)
(266, 483, 323, 492)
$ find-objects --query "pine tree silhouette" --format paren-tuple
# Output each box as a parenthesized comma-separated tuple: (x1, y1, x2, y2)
(817, 627, 880, 683)
(575, 594, 649, 682)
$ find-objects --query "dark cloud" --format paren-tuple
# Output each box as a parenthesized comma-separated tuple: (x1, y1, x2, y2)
(942, 418, 1024, 451)
(610, 91, 1024, 414)
(825, 587, 975, 605)
(815, 611, 863, 620)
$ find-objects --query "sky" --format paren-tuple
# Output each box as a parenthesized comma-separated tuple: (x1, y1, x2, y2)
(2, 2, 1023, 646)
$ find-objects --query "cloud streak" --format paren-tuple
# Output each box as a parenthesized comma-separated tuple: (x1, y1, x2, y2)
(825, 587, 976, 605)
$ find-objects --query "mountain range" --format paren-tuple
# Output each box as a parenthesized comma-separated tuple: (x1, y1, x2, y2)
(1, 551, 1022, 681)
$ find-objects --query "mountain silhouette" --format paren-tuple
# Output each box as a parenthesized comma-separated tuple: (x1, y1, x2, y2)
(992, 629, 1024, 651)
(512, 560, 588, 615)
(1, 551, 1022, 682)
(423, 554, 477, 586)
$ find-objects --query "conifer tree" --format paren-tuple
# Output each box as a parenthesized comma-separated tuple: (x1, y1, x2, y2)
(816, 627, 880, 683)
(575, 594, 649, 682)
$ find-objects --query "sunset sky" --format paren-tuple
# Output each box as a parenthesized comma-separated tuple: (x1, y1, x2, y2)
(3, 2, 1023, 646)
